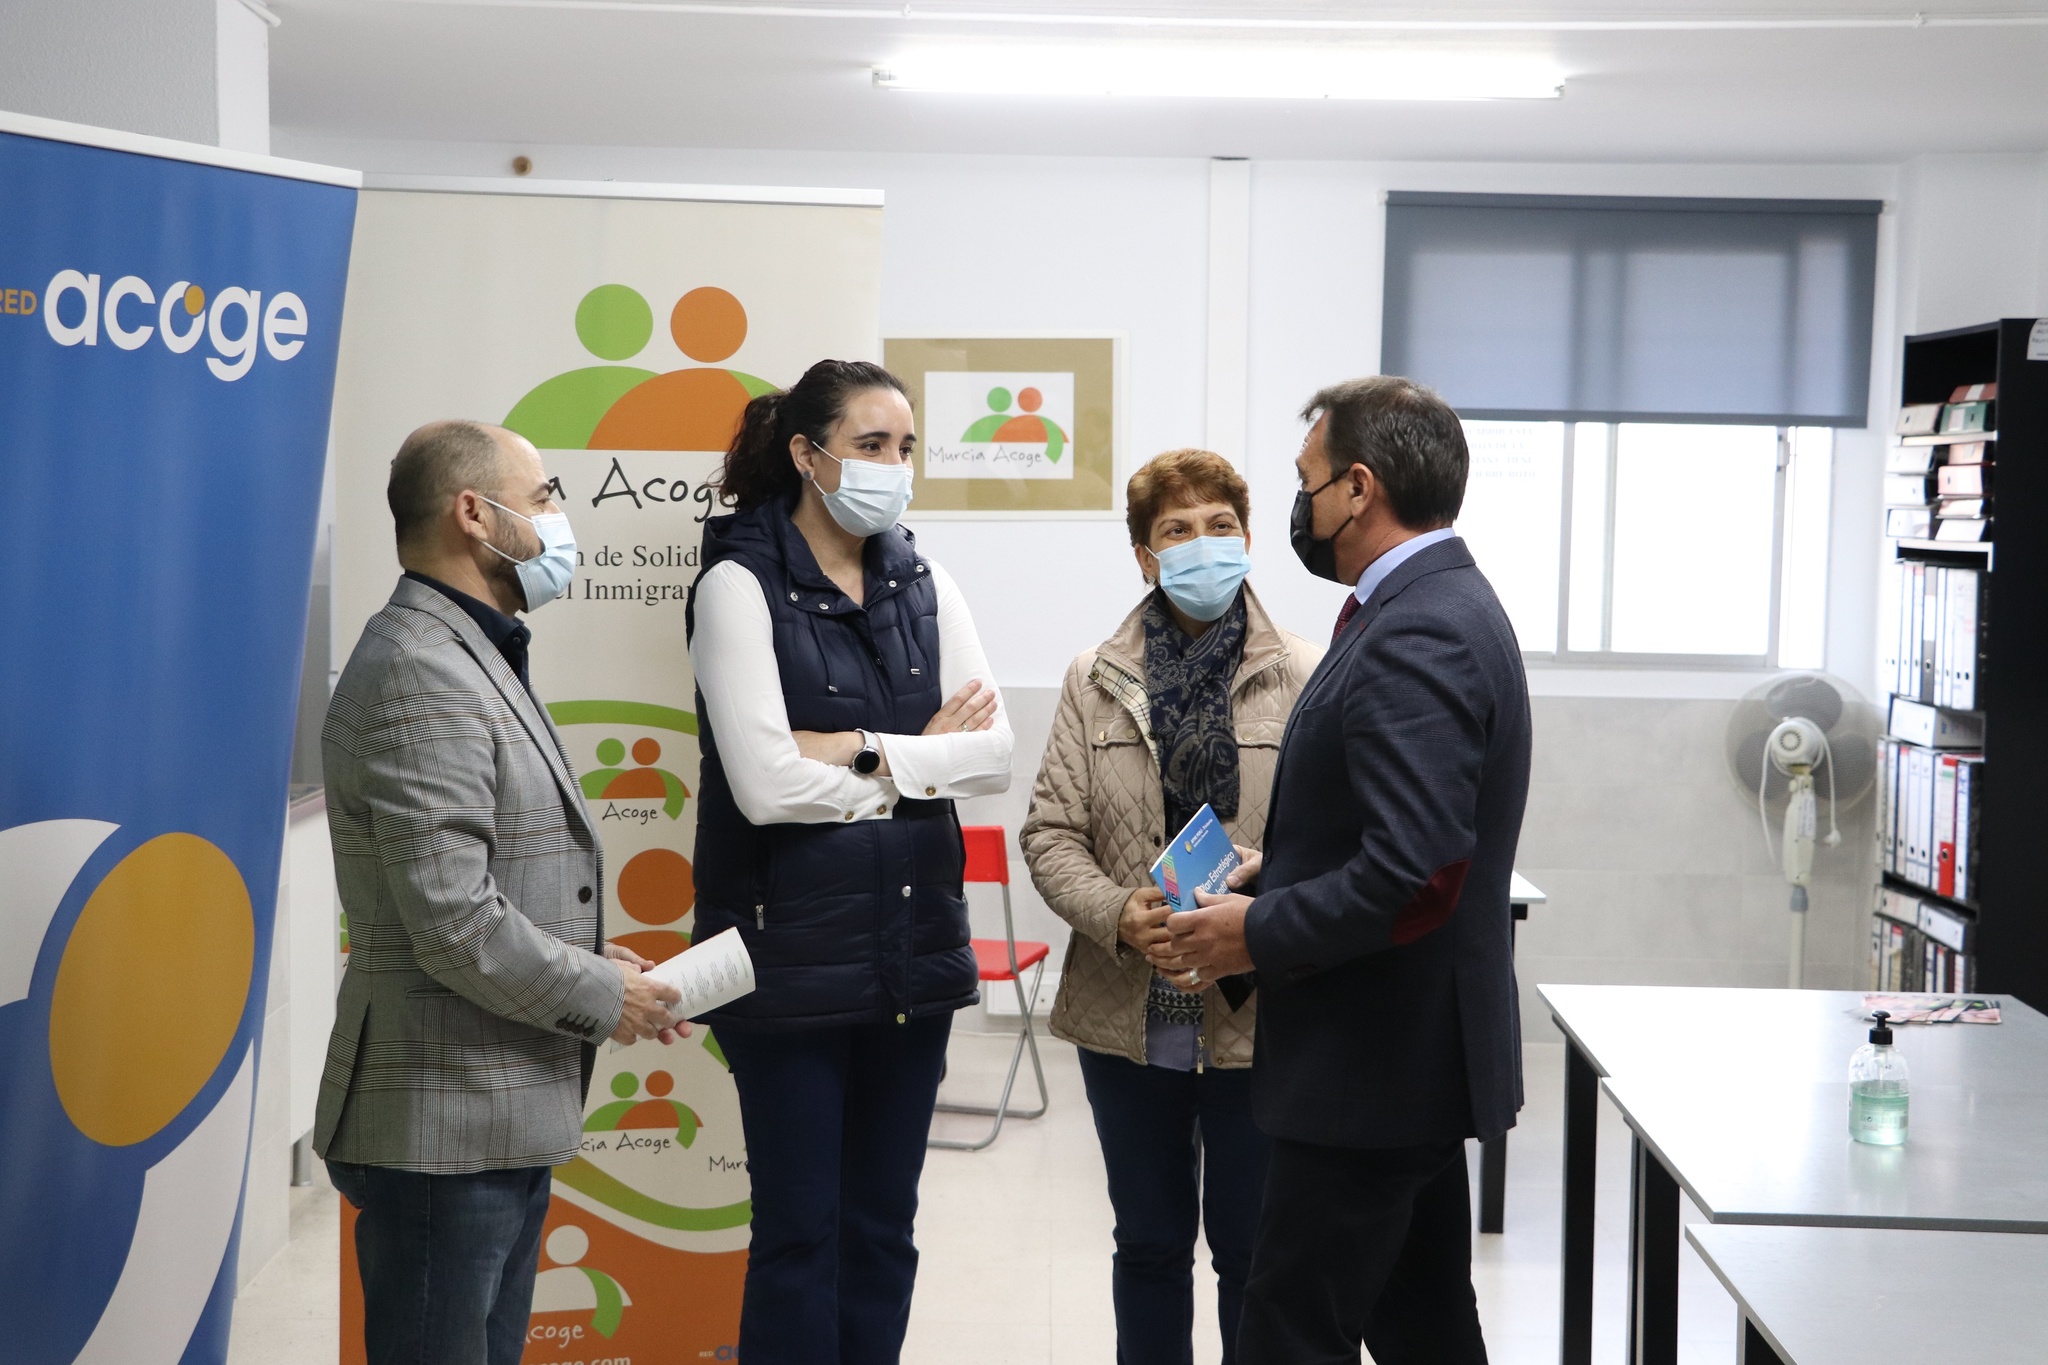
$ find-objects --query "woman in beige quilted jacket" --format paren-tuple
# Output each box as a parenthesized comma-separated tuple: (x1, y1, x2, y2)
(1020, 449, 1320, 1365)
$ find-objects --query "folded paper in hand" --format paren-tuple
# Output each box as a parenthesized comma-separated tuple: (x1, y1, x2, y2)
(612, 927, 756, 1050)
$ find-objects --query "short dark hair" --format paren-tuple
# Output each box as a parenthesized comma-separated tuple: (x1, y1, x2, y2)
(1302, 376, 1468, 527)
(388, 420, 503, 548)
(1125, 449, 1249, 547)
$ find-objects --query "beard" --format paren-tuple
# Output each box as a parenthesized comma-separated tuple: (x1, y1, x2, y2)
(482, 509, 540, 607)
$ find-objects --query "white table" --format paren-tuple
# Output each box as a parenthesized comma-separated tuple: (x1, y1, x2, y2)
(1536, 984, 2048, 1365)
(1685, 1224, 2048, 1363)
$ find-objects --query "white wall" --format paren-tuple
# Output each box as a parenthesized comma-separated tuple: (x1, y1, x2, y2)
(277, 135, 1900, 694)
(1893, 153, 2048, 337)
(273, 133, 2048, 1030)
(0, 0, 270, 150)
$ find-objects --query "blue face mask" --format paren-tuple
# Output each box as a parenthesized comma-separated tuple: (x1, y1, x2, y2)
(810, 443, 914, 539)
(1147, 535, 1250, 622)
(481, 497, 577, 610)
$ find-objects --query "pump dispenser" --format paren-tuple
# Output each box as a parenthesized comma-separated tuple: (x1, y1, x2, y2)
(1849, 1010, 1909, 1145)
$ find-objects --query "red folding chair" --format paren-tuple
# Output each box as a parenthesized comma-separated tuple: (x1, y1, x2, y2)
(930, 825, 1050, 1151)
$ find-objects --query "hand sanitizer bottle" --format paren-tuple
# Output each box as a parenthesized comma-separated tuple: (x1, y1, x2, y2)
(1849, 1010, 1909, 1146)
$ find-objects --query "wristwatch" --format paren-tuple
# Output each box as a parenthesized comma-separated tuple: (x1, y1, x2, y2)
(852, 729, 883, 775)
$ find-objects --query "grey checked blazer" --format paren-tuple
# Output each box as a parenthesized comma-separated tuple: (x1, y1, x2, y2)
(312, 576, 626, 1173)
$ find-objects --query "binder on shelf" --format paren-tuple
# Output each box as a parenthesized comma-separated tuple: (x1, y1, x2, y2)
(1871, 887, 1924, 991)
(1942, 399, 1995, 434)
(1934, 754, 1958, 896)
(1873, 884, 1974, 994)
(1919, 562, 1937, 703)
(1937, 497, 1986, 521)
(1897, 402, 1943, 435)
(1937, 463, 1991, 496)
(1945, 439, 1991, 465)
(1887, 446, 1937, 474)
(1879, 568, 1901, 700)
(1878, 737, 1983, 906)
(1888, 697, 1984, 749)
(1886, 508, 1933, 538)
(1884, 561, 1983, 706)
(1876, 737, 1895, 874)
(1919, 898, 1975, 993)
(1949, 382, 1997, 402)
(1884, 474, 1933, 506)
(1935, 518, 1992, 542)
(1903, 745, 1929, 886)
(1956, 755, 1981, 904)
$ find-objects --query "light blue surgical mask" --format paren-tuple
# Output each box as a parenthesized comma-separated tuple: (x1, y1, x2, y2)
(481, 497, 577, 610)
(809, 443, 914, 538)
(1147, 535, 1250, 622)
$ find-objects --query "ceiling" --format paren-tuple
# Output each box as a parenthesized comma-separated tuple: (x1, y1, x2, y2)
(269, 0, 2048, 162)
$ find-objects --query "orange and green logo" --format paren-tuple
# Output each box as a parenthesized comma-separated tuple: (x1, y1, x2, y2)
(581, 736, 690, 819)
(586, 1067, 703, 1147)
(962, 384, 1068, 463)
(504, 284, 778, 451)
(532, 1223, 631, 1338)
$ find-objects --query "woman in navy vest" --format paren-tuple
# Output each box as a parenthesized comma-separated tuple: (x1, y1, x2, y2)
(686, 359, 1013, 1364)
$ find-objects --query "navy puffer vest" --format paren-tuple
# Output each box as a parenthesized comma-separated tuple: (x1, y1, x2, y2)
(686, 496, 977, 1031)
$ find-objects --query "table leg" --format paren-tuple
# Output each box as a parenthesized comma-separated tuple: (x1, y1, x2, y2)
(1558, 1034, 1598, 1365)
(1738, 1317, 1785, 1365)
(1479, 1132, 1508, 1233)
(1482, 909, 1527, 1238)
(1626, 1136, 1680, 1365)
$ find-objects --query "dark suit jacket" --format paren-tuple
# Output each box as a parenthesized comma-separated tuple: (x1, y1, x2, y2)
(1244, 536, 1532, 1148)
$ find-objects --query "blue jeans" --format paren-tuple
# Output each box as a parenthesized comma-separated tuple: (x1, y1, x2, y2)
(326, 1159, 552, 1365)
(1077, 1046, 1273, 1365)
(719, 1013, 953, 1365)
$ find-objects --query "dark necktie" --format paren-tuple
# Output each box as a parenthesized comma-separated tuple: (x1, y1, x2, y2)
(1332, 593, 1362, 643)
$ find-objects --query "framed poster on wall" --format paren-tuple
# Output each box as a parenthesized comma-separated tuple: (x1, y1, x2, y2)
(885, 333, 1123, 517)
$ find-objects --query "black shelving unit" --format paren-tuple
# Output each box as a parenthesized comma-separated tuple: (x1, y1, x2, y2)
(1881, 318, 2048, 1009)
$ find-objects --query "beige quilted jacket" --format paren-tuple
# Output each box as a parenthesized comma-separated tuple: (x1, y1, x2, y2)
(1020, 584, 1321, 1068)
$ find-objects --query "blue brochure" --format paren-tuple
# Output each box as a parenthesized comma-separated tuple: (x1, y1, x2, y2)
(1150, 803, 1242, 913)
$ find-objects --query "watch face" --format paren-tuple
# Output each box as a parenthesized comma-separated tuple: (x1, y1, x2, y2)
(854, 748, 880, 775)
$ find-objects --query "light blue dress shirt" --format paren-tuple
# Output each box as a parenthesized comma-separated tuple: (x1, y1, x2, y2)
(1352, 527, 1457, 607)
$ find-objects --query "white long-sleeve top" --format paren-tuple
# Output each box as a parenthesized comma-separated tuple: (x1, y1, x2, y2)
(689, 556, 1014, 825)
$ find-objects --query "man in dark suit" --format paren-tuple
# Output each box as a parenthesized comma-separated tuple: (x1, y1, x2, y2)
(1152, 376, 1531, 1364)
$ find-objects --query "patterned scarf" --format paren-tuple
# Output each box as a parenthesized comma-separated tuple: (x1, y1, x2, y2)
(1142, 589, 1246, 1027)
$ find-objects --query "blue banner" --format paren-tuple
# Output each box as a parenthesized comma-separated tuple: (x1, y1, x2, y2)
(0, 125, 356, 1365)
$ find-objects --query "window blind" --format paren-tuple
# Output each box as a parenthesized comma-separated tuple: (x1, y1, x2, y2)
(1381, 192, 1881, 427)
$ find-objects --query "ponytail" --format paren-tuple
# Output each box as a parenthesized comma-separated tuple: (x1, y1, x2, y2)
(714, 359, 910, 509)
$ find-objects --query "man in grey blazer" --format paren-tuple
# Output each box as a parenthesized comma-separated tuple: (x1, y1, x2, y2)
(314, 420, 683, 1365)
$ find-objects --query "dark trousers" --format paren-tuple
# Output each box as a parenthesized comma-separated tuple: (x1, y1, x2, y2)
(326, 1159, 552, 1365)
(719, 1012, 953, 1365)
(1077, 1047, 1273, 1365)
(1237, 1138, 1485, 1365)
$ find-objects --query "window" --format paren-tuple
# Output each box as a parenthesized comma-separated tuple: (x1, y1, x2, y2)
(1379, 192, 1868, 666)
(1382, 192, 1881, 426)
(1455, 420, 1833, 665)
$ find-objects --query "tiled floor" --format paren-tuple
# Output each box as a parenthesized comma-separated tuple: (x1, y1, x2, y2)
(228, 1035, 1741, 1364)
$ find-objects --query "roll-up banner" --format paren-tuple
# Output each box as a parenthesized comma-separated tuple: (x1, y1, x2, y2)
(0, 113, 358, 1365)
(328, 176, 884, 1363)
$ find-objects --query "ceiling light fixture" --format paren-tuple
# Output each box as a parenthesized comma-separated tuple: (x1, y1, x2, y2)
(385, 0, 2048, 35)
(872, 44, 1564, 100)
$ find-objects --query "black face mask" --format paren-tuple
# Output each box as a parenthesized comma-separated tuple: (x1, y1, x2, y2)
(1289, 476, 1344, 583)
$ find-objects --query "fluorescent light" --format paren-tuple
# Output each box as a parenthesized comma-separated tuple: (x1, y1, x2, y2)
(872, 43, 1564, 101)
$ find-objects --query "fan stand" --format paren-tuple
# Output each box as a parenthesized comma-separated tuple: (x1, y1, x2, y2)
(1787, 884, 1807, 989)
